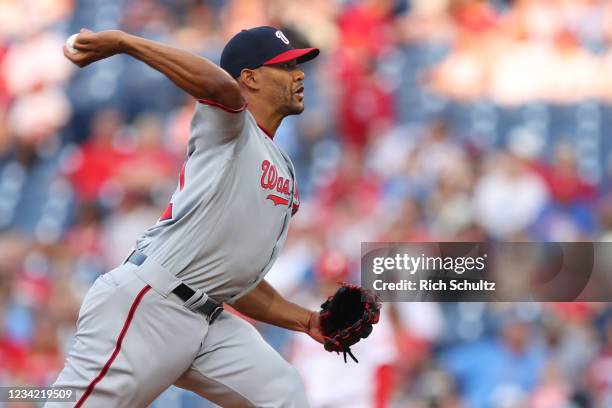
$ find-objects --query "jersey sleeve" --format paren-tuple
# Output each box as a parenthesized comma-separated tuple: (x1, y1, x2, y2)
(188, 98, 248, 149)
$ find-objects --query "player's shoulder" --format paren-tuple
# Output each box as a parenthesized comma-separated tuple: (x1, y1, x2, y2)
(191, 98, 247, 128)
(197, 97, 247, 114)
(187, 99, 250, 149)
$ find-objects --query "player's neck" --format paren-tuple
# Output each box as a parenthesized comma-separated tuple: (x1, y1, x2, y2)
(246, 99, 283, 139)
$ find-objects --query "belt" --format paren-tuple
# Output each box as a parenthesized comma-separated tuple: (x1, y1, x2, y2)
(125, 251, 223, 323)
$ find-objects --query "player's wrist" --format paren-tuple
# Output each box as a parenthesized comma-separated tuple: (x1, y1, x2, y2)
(115, 30, 130, 54)
(305, 311, 317, 334)
(305, 311, 325, 344)
(296, 310, 315, 334)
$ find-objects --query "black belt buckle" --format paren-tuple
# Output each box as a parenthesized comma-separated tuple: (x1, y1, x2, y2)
(208, 305, 223, 323)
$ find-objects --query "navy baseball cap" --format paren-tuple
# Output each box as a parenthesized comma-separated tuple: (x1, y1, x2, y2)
(220, 26, 319, 78)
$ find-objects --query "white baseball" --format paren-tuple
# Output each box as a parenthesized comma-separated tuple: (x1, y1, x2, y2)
(66, 33, 79, 54)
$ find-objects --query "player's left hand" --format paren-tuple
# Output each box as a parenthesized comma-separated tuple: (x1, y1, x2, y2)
(317, 284, 381, 363)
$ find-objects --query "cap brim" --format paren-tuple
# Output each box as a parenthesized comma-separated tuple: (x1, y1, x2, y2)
(263, 48, 320, 66)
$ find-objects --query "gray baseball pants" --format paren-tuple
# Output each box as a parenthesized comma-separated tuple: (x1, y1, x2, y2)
(45, 260, 308, 407)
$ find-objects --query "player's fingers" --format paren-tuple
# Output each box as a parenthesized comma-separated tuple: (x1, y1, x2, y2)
(63, 45, 78, 63)
(75, 35, 92, 46)
(75, 29, 95, 45)
(72, 40, 90, 51)
(63, 46, 92, 67)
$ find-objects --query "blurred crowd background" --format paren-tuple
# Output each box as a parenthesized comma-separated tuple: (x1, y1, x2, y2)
(1, 0, 612, 407)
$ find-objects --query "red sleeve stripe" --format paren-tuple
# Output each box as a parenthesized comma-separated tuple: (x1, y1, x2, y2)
(74, 285, 152, 407)
(179, 162, 186, 191)
(197, 98, 247, 113)
(160, 203, 173, 221)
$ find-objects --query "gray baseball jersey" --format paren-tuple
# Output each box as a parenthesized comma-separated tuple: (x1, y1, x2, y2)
(135, 99, 299, 303)
(47, 101, 309, 408)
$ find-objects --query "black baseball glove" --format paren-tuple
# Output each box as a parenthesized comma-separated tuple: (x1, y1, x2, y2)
(319, 283, 381, 363)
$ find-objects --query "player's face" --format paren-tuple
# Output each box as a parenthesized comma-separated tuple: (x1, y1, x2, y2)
(261, 59, 305, 116)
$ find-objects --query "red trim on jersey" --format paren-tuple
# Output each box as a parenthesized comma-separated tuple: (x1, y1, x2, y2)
(263, 48, 318, 65)
(257, 123, 274, 139)
(74, 285, 152, 408)
(160, 203, 173, 221)
(197, 98, 247, 113)
(179, 162, 186, 192)
(292, 185, 300, 216)
(266, 194, 289, 206)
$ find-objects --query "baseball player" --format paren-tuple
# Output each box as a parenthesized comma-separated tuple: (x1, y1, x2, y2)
(49, 26, 324, 407)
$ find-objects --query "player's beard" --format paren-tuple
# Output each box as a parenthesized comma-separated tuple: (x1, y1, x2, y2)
(284, 88, 304, 116)
(270, 79, 304, 117)
(276, 97, 303, 117)
(287, 101, 304, 116)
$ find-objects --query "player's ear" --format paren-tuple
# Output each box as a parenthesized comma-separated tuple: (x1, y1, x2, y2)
(238, 68, 260, 91)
